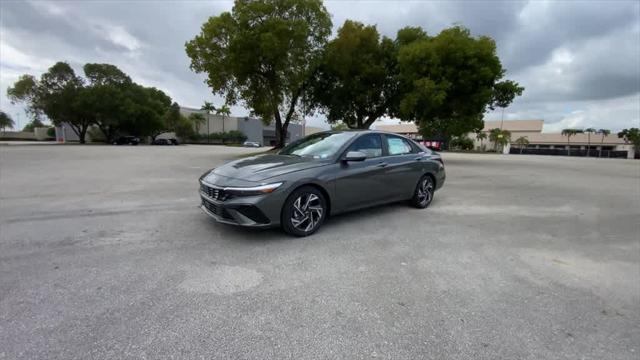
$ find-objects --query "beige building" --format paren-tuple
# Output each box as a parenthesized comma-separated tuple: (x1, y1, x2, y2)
(376, 120, 634, 158)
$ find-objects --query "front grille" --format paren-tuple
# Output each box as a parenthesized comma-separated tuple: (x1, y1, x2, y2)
(202, 197, 234, 220)
(200, 183, 231, 201)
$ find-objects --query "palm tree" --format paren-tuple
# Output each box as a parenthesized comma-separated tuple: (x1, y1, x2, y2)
(215, 104, 231, 133)
(561, 129, 583, 156)
(189, 113, 205, 137)
(489, 128, 502, 151)
(475, 131, 487, 151)
(0, 111, 15, 133)
(201, 101, 216, 143)
(597, 129, 610, 158)
(584, 128, 596, 156)
(488, 128, 511, 153)
(514, 136, 529, 154)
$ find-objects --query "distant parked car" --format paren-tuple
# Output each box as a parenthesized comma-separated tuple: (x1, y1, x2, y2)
(243, 141, 261, 148)
(152, 138, 179, 145)
(113, 136, 140, 145)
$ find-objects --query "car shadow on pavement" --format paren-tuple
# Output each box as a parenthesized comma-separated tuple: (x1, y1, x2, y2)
(199, 199, 436, 242)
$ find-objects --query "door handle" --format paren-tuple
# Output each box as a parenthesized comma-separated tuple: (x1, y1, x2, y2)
(414, 157, 423, 161)
(376, 162, 388, 168)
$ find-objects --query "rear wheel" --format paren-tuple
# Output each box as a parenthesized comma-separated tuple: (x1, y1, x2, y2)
(411, 175, 434, 208)
(281, 186, 327, 236)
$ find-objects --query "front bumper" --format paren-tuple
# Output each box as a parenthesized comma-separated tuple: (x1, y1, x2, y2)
(199, 181, 279, 228)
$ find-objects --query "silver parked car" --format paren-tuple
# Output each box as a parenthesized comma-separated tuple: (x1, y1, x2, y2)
(243, 141, 261, 148)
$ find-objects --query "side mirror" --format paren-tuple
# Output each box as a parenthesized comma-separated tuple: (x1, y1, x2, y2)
(343, 151, 367, 162)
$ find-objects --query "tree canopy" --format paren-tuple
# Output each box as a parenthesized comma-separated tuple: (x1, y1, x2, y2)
(185, 0, 332, 148)
(311, 20, 397, 129)
(618, 128, 640, 151)
(7, 61, 175, 143)
(396, 26, 522, 140)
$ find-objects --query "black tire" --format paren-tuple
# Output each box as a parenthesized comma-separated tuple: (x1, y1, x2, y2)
(281, 186, 327, 237)
(411, 174, 435, 209)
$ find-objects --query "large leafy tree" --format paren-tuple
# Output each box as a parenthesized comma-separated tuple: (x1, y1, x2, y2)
(119, 85, 172, 140)
(0, 111, 16, 132)
(79, 63, 133, 142)
(395, 26, 523, 141)
(8, 62, 91, 143)
(311, 20, 397, 129)
(82, 63, 173, 142)
(185, 0, 332, 148)
(9, 61, 173, 143)
(618, 128, 640, 155)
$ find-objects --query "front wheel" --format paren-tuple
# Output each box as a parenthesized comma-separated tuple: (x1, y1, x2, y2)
(411, 175, 435, 208)
(281, 186, 327, 237)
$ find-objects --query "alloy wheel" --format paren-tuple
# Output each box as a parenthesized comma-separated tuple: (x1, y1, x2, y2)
(290, 193, 324, 232)
(417, 177, 434, 206)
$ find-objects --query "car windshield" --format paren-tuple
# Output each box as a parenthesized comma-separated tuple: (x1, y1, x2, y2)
(279, 132, 356, 159)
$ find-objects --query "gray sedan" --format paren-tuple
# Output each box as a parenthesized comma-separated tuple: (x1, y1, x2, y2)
(199, 130, 446, 236)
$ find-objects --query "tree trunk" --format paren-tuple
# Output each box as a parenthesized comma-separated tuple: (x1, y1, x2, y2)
(599, 136, 604, 158)
(567, 138, 570, 156)
(79, 126, 87, 144)
(362, 113, 382, 129)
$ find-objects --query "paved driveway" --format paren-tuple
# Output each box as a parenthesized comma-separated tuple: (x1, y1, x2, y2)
(1, 145, 638, 359)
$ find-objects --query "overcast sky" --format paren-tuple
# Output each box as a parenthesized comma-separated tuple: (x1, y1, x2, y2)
(1, 0, 639, 132)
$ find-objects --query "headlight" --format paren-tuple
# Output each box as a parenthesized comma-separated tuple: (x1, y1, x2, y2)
(223, 182, 283, 196)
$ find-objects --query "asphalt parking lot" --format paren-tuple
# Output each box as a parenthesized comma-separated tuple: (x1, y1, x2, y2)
(1, 144, 638, 359)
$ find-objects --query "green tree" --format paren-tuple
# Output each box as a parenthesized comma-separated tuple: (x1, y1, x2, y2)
(618, 128, 640, 155)
(80, 63, 133, 142)
(311, 20, 397, 129)
(200, 101, 216, 143)
(395, 26, 522, 142)
(0, 111, 16, 132)
(216, 104, 231, 133)
(488, 128, 511, 152)
(189, 113, 206, 135)
(450, 136, 474, 151)
(597, 129, 611, 158)
(561, 129, 583, 156)
(116, 84, 172, 140)
(514, 136, 529, 154)
(475, 130, 487, 150)
(584, 127, 596, 156)
(8, 62, 91, 143)
(491, 80, 524, 129)
(22, 118, 45, 132)
(185, 0, 332, 148)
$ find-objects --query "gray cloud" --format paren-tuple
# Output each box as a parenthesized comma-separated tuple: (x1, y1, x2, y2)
(1, 0, 638, 132)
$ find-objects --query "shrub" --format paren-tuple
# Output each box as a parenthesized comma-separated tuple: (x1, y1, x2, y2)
(450, 136, 474, 151)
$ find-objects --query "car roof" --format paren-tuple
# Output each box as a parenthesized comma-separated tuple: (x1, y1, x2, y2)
(319, 129, 411, 137)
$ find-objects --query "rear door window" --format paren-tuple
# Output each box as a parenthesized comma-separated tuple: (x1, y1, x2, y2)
(386, 136, 414, 155)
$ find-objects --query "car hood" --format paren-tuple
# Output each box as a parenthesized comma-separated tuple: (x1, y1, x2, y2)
(204, 154, 328, 183)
